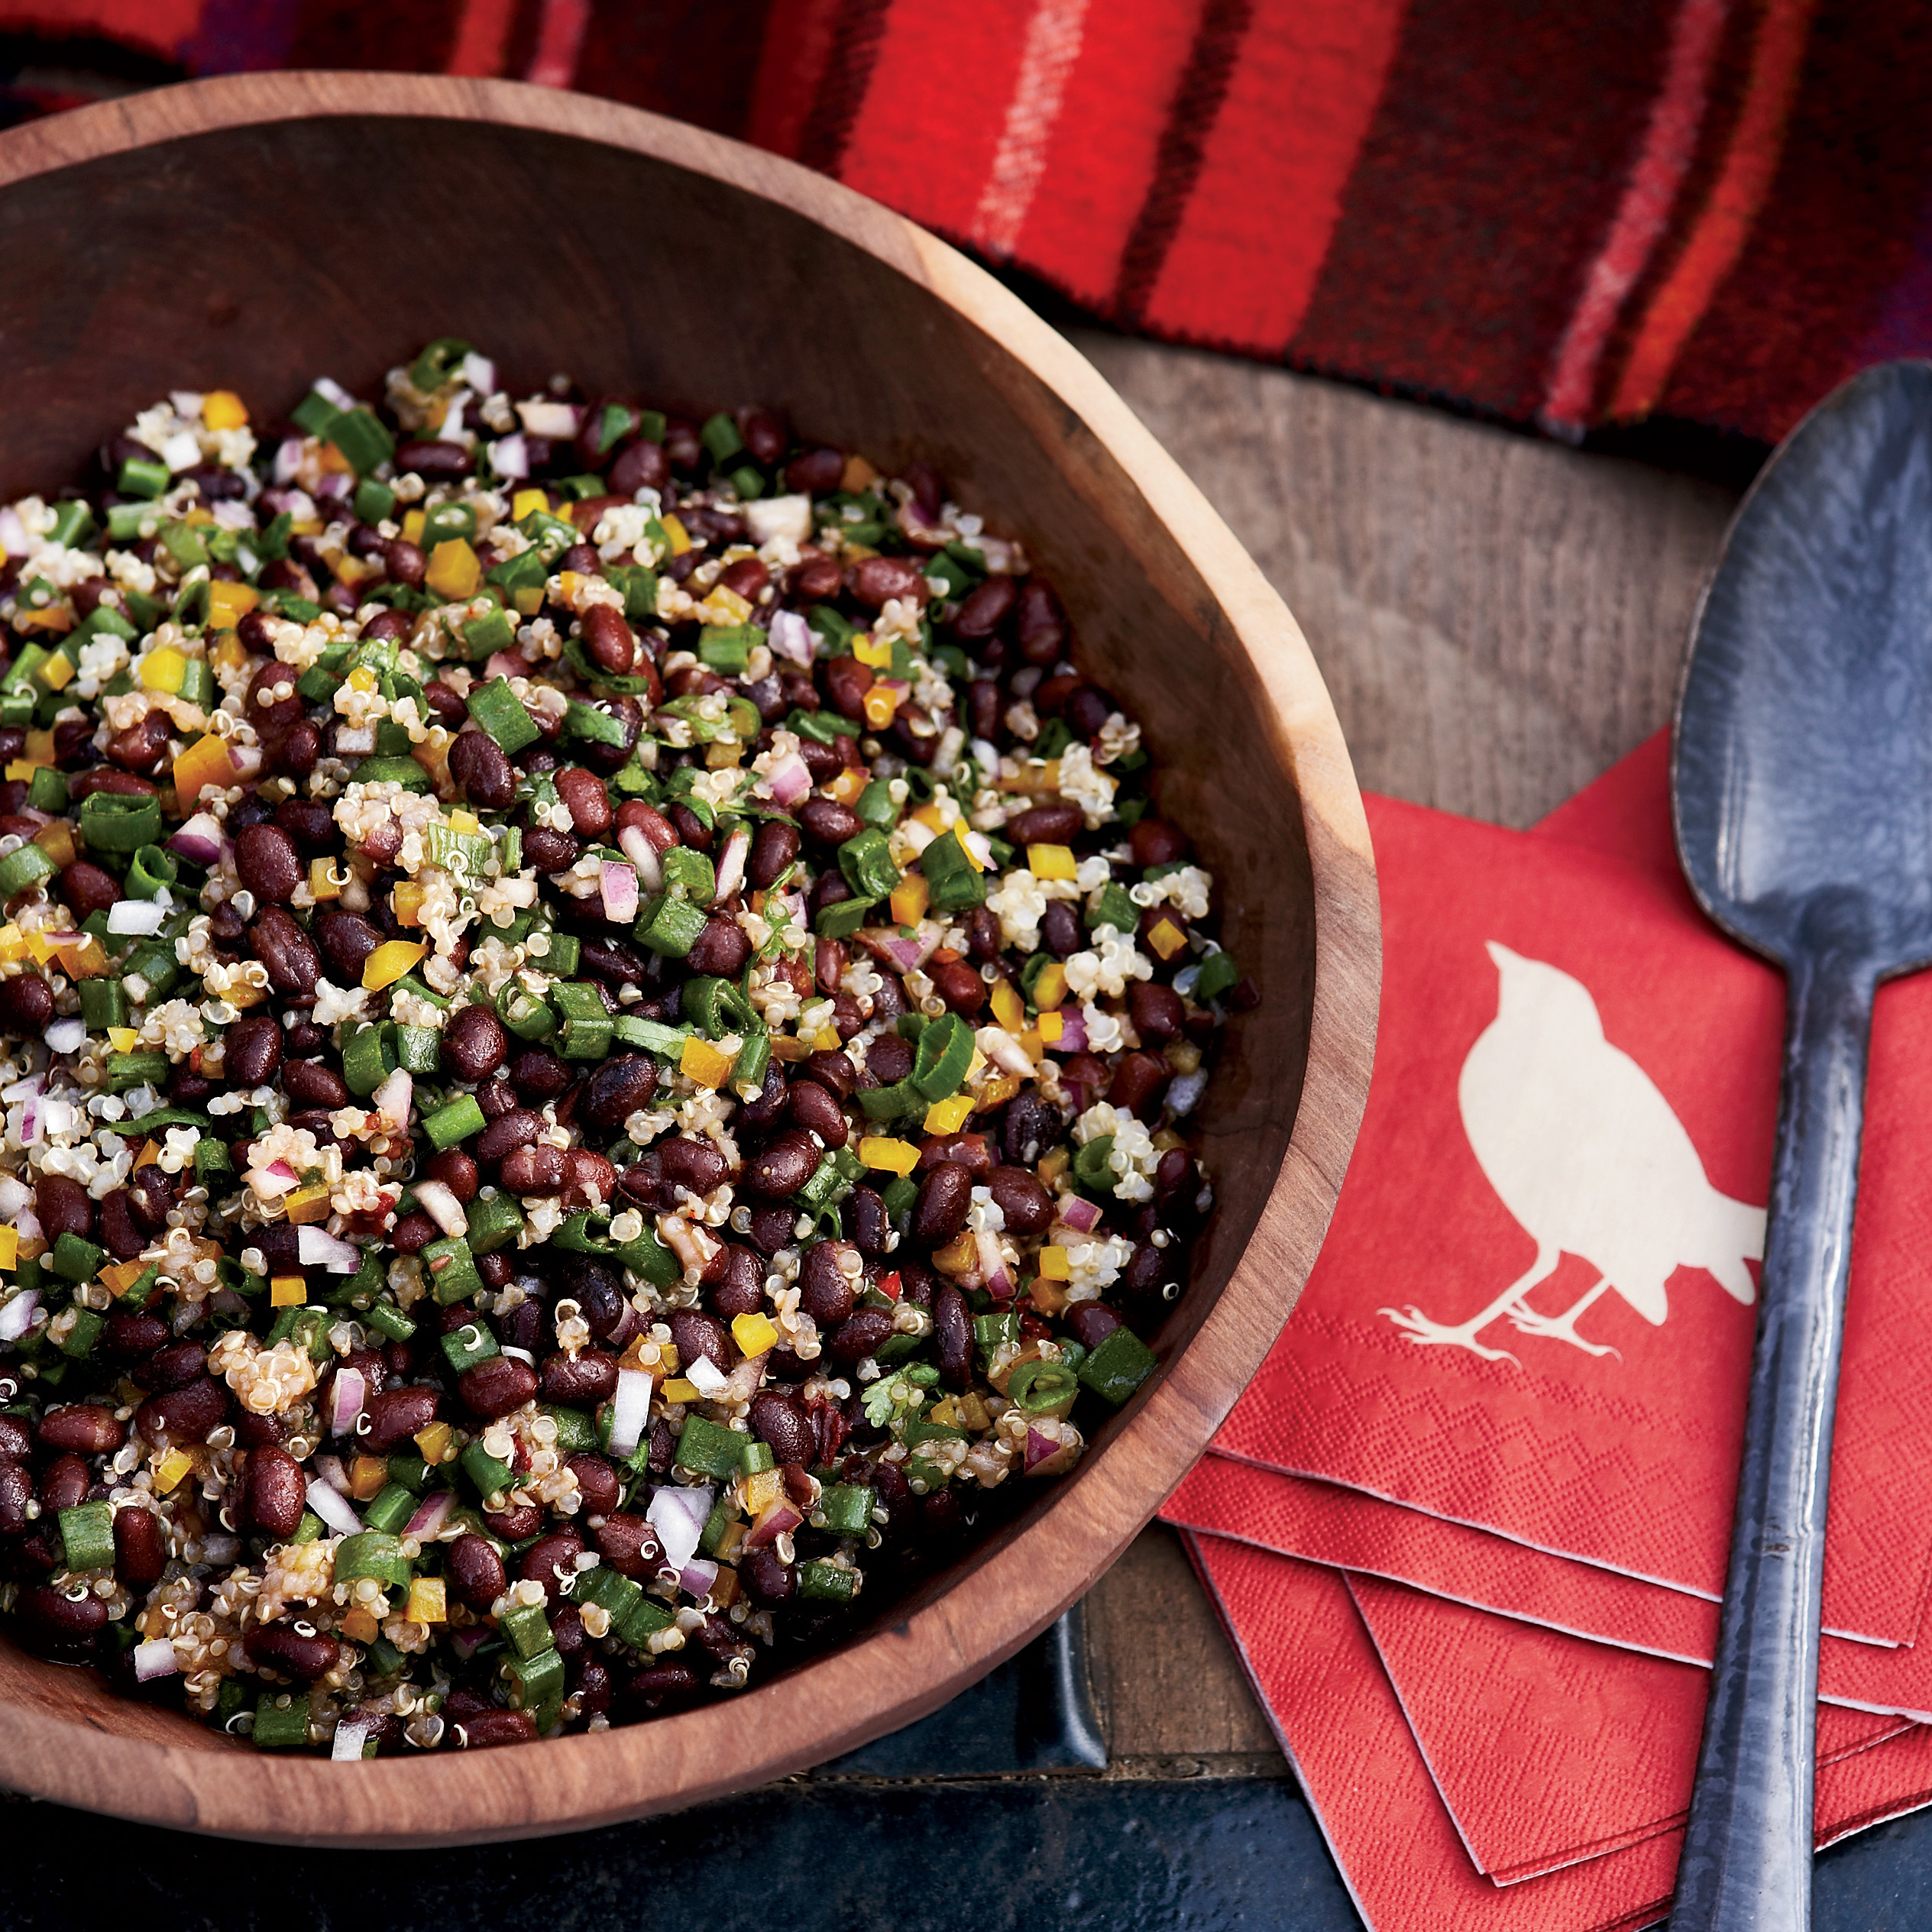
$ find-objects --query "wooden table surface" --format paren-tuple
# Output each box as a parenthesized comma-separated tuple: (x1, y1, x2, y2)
(1071, 331, 1742, 1772)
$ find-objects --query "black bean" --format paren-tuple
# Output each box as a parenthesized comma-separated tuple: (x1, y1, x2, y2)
(735, 1060, 789, 1129)
(748, 1391, 816, 1468)
(501, 1144, 567, 1194)
(787, 1077, 848, 1148)
(801, 1050, 857, 1100)
(36, 1403, 121, 1456)
(234, 823, 302, 905)
(111, 1506, 166, 1591)
(138, 1338, 207, 1394)
(986, 1165, 1054, 1238)
(593, 1512, 662, 1580)
(459, 1356, 539, 1419)
(448, 728, 516, 811)
(797, 1241, 859, 1325)
(687, 917, 751, 976)
(316, 910, 383, 982)
(567, 1453, 621, 1518)
(249, 905, 321, 995)
(748, 820, 800, 889)
(18, 1581, 107, 1653)
(0, 1462, 32, 1536)
(241, 1445, 307, 1538)
(912, 1162, 973, 1246)
(426, 1148, 480, 1202)
(510, 1047, 570, 1104)
(128, 1163, 176, 1233)
(581, 1053, 658, 1129)
(798, 798, 862, 846)
(134, 1377, 228, 1447)
(224, 1014, 283, 1086)
(1002, 1091, 1060, 1167)
(745, 1130, 817, 1198)
(867, 1035, 914, 1085)
(34, 1173, 92, 1242)
(828, 1306, 895, 1366)
(1131, 980, 1186, 1044)
(517, 1529, 584, 1608)
(361, 1386, 440, 1451)
(1040, 900, 1083, 960)
(474, 1109, 542, 1166)
(849, 1186, 889, 1254)
(659, 1135, 730, 1196)
(933, 1283, 972, 1390)
(446, 1533, 506, 1613)
(543, 1350, 618, 1406)
(282, 1059, 350, 1108)
(668, 1310, 733, 1377)
(707, 1244, 765, 1319)
(41, 1455, 89, 1513)
(523, 826, 579, 873)
(0, 972, 53, 1031)
(442, 1002, 510, 1081)
(455, 1709, 539, 1749)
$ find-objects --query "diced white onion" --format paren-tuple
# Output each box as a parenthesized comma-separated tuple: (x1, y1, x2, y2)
(298, 1225, 360, 1273)
(106, 901, 167, 937)
(646, 1484, 712, 1571)
(332, 1717, 373, 1762)
(411, 1180, 468, 1239)
(684, 1354, 727, 1397)
(608, 1366, 652, 1457)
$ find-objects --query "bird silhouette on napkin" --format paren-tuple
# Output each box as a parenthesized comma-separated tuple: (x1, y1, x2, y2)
(1381, 943, 1765, 1362)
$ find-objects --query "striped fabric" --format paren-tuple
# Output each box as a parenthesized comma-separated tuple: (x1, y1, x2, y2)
(5, 0, 1931, 445)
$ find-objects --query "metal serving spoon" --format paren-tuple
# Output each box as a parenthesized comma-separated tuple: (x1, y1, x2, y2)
(1670, 360, 1932, 1930)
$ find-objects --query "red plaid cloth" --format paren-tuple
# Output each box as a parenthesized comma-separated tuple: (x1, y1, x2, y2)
(4, 0, 1932, 446)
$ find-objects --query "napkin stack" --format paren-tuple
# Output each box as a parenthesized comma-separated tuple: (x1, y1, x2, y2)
(1163, 733, 1932, 1930)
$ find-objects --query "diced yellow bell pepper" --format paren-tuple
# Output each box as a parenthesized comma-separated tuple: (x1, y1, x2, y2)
(853, 633, 894, 669)
(391, 880, 427, 927)
(15, 606, 73, 636)
(661, 1377, 701, 1405)
(212, 630, 251, 675)
(33, 821, 76, 869)
(202, 390, 248, 431)
(24, 729, 52, 764)
(814, 1026, 841, 1053)
(285, 1183, 333, 1225)
(406, 1577, 447, 1625)
(0, 1226, 18, 1271)
(0, 930, 21, 968)
(401, 508, 426, 545)
(973, 1073, 1021, 1112)
(1018, 1030, 1044, 1065)
(362, 940, 426, 990)
(4, 762, 34, 783)
(1037, 1245, 1072, 1280)
(346, 665, 377, 694)
(931, 1234, 976, 1274)
(448, 809, 479, 833)
(743, 1468, 785, 1516)
(270, 1275, 306, 1306)
(153, 1448, 193, 1495)
(415, 1421, 456, 1465)
(513, 585, 544, 617)
(771, 1035, 812, 1063)
(1032, 962, 1069, 1011)
(25, 930, 59, 966)
(290, 519, 324, 537)
(173, 733, 241, 807)
(859, 1135, 921, 1176)
(841, 455, 879, 493)
(921, 1094, 974, 1136)
(826, 767, 867, 805)
(660, 513, 692, 555)
(556, 571, 583, 607)
(55, 935, 108, 979)
(426, 538, 481, 601)
(889, 872, 929, 926)
(912, 804, 947, 832)
(1038, 1146, 1070, 1190)
(142, 646, 192, 695)
(731, 1312, 780, 1358)
(350, 1455, 388, 1500)
(990, 979, 1026, 1033)
(511, 487, 549, 522)
(680, 1035, 734, 1090)
(1027, 843, 1076, 882)
(1029, 1276, 1070, 1316)
(960, 832, 985, 873)
(309, 857, 343, 901)
(1037, 1009, 1065, 1046)
(206, 581, 259, 630)
(135, 1140, 161, 1170)
(333, 553, 371, 587)
(697, 585, 752, 626)
(705, 739, 743, 769)
(105, 1027, 138, 1053)
(316, 441, 354, 476)
(339, 1604, 380, 1644)
(103, 1258, 150, 1296)
(40, 652, 73, 691)
(861, 686, 899, 730)
(1145, 916, 1188, 962)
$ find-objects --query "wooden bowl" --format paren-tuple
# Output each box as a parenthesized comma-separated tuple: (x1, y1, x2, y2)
(0, 73, 1378, 1843)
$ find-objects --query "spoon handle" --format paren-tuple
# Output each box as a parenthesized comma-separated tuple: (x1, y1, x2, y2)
(1669, 948, 1876, 1932)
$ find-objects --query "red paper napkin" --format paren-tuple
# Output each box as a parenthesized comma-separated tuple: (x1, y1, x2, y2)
(1205, 788, 1932, 1646)
(1346, 1572, 1908, 1885)
(1186, 1530, 1932, 1932)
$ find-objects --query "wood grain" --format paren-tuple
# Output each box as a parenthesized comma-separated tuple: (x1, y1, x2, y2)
(0, 74, 1378, 1842)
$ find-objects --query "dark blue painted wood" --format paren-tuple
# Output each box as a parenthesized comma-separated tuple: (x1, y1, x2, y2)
(1670, 360, 1932, 1932)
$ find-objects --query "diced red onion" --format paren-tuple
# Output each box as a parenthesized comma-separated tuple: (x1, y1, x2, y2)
(272, 439, 303, 486)
(133, 1636, 179, 1682)
(600, 859, 639, 924)
(608, 1366, 652, 1457)
(331, 1716, 374, 1762)
(167, 814, 225, 867)
(684, 1354, 727, 1397)
(746, 1500, 804, 1549)
(0, 1290, 40, 1342)
(765, 752, 812, 808)
(720, 1354, 767, 1404)
(249, 1158, 298, 1200)
(448, 1626, 490, 1660)
(860, 928, 930, 975)
(314, 471, 353, 504)
(312, 1452, 351, 1495)
(678, 1558, 719, 1598)
(1058, 1196, 1102, 1235)
(767, 608, 814, 667)
(105, 901, 166, 937)
(410, 1180, 468, 1239)
(646, 1484, 713, 1570)
(977, 1229, 1013, 1299)
(328, 1367, 367, 1436)
(485, 650, 526, 683)
(604, 1300, 640, 1356)
(15, 1092, 40, 1148)
(1053, 1009, 1089, 1054)
(1024, 1427, 1060, 1472)
(979, 1027, 1034, 1079)
(306, 1477, 362, 1537)
(488, 433, 529, 479)
(228, 742, 264, 783)
(313, 376, 355, 410)
(403, 1490, 455, 1542)
(461, 351, 497, 395)
(371, 1067, 413, 1131)
(0, 1173, 32, 1218)
(714, 826, 749, 905)
(1166, 1070, 1209, 1118)
(298, 1225, 360, 1273)
(14, 1209, 40, 1247)
(618, 824, 663, 894)
(44, 1018, 86, 1055)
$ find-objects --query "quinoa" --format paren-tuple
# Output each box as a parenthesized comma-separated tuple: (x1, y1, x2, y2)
(0, 340, 1254, 1754)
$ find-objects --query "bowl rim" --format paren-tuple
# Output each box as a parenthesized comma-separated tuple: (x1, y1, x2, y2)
(0, 70, 1380, 1844)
